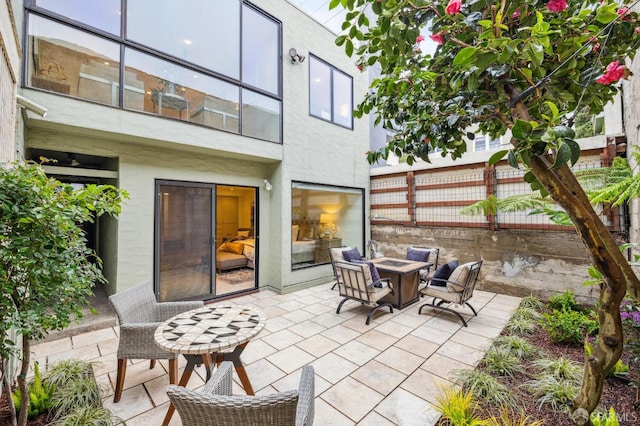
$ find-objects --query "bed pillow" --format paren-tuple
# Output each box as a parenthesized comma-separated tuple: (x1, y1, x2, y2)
(237, 230, 250, 238)
(431, 260, 459, 287)
(342, 247, 363, 262)
(222, 241, 245, 255)
(406, 247, 430, 262)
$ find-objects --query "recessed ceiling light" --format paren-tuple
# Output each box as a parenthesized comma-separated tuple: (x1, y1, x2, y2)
(184, 39, 192, 45)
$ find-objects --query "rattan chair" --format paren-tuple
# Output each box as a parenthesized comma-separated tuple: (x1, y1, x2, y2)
(334, 260, 394, 325)
(167, 361, 315, 426)
(419, 260, 482, 327)
(108, 281, 204, 402)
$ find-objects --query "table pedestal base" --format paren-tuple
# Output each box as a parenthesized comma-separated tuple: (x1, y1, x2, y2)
(161, 342, 252, 426)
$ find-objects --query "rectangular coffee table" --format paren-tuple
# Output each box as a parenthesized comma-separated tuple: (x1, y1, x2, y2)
(370, 257, 431, 309)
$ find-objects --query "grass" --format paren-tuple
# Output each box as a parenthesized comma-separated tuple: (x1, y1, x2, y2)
(481, 346, 521, 377)
(453, 369, 516, 408)
(491, 335, 538, 361)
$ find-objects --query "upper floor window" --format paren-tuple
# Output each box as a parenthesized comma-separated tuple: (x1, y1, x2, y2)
(473, 135, 501, 152)
(25, 0, 282, 143)
(309, 55, 353, 129)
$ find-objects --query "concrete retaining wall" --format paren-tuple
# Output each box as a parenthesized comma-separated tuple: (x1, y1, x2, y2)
(372, 224, 604, 304)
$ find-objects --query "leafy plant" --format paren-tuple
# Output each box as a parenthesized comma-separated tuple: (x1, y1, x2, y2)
(548, 291, 582, 312)
(481, 346, 520, 377)
(532, 356, 583, 383)
(453, 369, 515, 409)
(606, 359, 630, 379)
(433, 384, 487, 426)
(509, 306, 541, 322)
(53, 406, 124, 426)
(491, 335, 538, 361)
(483, 407, 544, 426)
(519, 296, 544, 312)
(590, 407, 620, 426)
(0, 161, 127, 426)
(542, 309, 599, 344)
(523, 375, 580, 412)
(503, 315, 537, 335)
(11, 361, 53, 419)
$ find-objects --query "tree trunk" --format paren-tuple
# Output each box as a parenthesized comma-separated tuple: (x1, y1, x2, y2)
(1, 360, 18, 426)
(505, 84, 640, 424)
(16, 336, 30, 426)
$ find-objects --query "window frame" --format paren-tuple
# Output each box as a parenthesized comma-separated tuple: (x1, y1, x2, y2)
(308, 54, 353, 130)
(22, 0, 283, 143)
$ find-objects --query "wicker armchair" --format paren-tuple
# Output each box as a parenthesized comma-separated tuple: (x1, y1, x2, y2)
(108, 281, 204, 402)
(167, 361, 315, 426)
(419, 260, 482, 327)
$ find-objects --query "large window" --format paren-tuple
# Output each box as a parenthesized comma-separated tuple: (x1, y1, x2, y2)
(309, 55, 353, 129)
(291, 182, 364, 270)
(473, 135, 501, 152)
(25, 1, 282, 143)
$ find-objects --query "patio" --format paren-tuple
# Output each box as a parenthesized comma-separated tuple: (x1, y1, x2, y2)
(31, 280, 521, 425)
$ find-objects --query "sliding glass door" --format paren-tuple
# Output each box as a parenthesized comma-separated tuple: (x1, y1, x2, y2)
(155, 180, 257, 302)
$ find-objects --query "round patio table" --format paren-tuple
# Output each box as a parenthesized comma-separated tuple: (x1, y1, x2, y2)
(154, 304, 266, 426)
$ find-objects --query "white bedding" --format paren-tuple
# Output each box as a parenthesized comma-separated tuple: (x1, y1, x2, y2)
(292, 240, 318, 264)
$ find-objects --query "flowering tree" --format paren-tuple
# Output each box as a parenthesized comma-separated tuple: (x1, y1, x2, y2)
(333, 0, 640, 423)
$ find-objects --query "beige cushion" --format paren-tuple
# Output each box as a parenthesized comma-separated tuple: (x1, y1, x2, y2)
(447, 262, 473, 292)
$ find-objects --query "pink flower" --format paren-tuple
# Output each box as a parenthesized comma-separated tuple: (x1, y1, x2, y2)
(635, 27, 640, 34)
(356, 64, 363, 72)
(429, 32, 444, 45)
(617, 7, 631, 21)
(511, 8, 521, 19)
(546, 0, 568, 13)
(595, 61, 627, 85)
(445, 0, 462, 15)
(416, 35, 425, 43)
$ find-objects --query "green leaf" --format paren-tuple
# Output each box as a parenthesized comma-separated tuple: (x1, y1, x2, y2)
(527, 43, 544, 66)
(507, 151, 519, 169)
(345, 39, 353, 56)
(329, 0, 341, 10)
(488, 150, 509, 167)
(520, 149, 532, 167)
(512, 119, 533, 140)
(551, 142, 572, 169)
(552, 125, 575, 139)
(545, 101, 560, 121)
(565, 139, 581, 166)
(453, 47, 477, 66)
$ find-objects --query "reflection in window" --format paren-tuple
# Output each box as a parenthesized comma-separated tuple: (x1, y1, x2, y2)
(473, 135, 502, 152)
(309, 55, 353, 129)
(291, 182, 364, 270)
(27, 15, 121, 104)
(242, 5, 280, 95)
(242, 89, 281, 142)
(127, 0, 240, 79)
(25, 2, 282, 143)
(124, 49, 240, 132)
(35, 0, 121, 35)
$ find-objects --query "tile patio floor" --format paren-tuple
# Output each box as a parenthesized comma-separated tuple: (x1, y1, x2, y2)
(31, 281, 522, 425)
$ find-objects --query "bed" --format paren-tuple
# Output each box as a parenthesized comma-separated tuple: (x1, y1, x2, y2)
(216, 238, 255, 272)
(292, 240, 319, 265)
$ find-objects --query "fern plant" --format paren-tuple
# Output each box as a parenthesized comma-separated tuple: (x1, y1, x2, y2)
(11, 361, 54, 418)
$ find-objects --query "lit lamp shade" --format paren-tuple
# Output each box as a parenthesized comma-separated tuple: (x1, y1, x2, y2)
(320, 213, 335, 238)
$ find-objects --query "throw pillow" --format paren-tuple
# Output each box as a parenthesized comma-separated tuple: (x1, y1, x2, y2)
(447, 262, 472, 292)
(224, 242, 245, 255)
(353, 259, 381, 285)
(431, 260, 459, 286)
(342, 247, 363, 262)
(406, 247, 430, 262)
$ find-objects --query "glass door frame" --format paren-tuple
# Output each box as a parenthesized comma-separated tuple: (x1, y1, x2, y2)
(154, 179, 259, 301)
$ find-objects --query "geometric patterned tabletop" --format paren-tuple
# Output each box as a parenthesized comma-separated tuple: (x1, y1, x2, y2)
(154, 305, 266, 355)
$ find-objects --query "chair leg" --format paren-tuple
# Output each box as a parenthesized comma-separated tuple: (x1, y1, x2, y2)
(331, 280, 338, 290)
(114, 358, 127, 403)
(336, 297, 349, 314)
(465, 302, 478, 316)
(168, 358, 178, 384)
(365, 303, 393, 325)
(150, 359, 156, 369)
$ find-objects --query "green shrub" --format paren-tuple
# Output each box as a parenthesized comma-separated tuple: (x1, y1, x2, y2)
(523, 375, 579, 412)
(53, 406, 124, 426)
(492, 335, 538, 361)
(531, 356, 583, 383)
(519, 295, 544, 311)
(504, 316, 537, 335)
(548, 290, 582, 312)
(483, 407, 544, 426)
(44, 360, 106, 420)
(541, 309, 598, 344)
(481, 346, 520, 377)
(433, 385, 487, 426)
(454, 369, 515, 408)
(510, 306, 541, 322)
(606, 359, 629, 378)
(12, 361, 53, 418)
